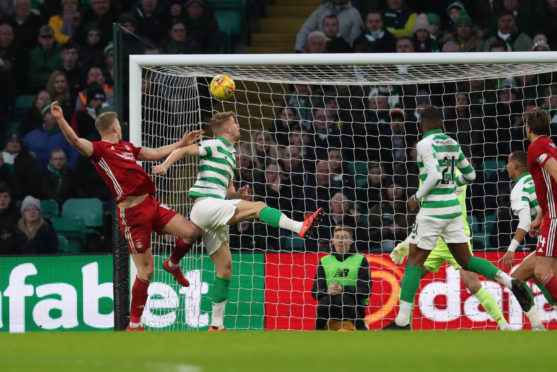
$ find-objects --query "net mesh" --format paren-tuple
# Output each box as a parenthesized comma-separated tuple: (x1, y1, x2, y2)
(136, 61, 557, 331)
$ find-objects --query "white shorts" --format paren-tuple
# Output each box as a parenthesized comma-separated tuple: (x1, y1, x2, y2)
(409, 214, 470, 250)
(190, 197, 241, 255)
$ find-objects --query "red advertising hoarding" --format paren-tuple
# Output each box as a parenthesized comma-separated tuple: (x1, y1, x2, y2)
(264, 252, 557, 330)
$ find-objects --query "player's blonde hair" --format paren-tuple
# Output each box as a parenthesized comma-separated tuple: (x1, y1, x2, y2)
(209, 111, 236, 134)
(95, 112, 117, 133)
(524, 107, 550, 136)
(333, 224, 354, 239)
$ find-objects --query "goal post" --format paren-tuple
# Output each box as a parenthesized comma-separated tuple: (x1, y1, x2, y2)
(125, 52, 557, 331)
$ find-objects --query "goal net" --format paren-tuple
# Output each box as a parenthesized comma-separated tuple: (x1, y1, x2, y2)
(128, 53, 557, 331)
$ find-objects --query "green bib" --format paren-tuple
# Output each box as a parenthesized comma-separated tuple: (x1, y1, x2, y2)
(321, 254, 365, 288)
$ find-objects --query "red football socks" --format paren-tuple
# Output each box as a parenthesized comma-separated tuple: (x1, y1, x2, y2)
(170, 238, 193, 265)
(130, 276, 150, 324)
(543, 274, 557, 303)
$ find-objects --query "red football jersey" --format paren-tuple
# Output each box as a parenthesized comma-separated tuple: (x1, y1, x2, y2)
(527, 136, 557, 218)
(90, 141, 156, 203)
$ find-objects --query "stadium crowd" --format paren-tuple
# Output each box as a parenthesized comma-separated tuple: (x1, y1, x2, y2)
(0, 0, 556, 254)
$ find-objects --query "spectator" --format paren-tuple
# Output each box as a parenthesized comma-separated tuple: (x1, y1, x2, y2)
(36, 148, 75, 205)
(0, 22, 29, 96)
(102, 42, 114, 85)
(286, 83, 314, 124)
(0, 182, 20, 229)
(132, 0, 169, 46)
(411, 13, 439, 52)
(309, 107, 341, 160)
(48, 0, 80, 45)
(2, 130, 37, 197)
(254, 162, 292, 214)
(445, 1, 465, 35)
(312, 224, 371, 330)
(74, 0, 118, 48)
(355, 161, 390, 212)
(182, 0, 220, 54)
(542, 85, 557, 126)
(368, 182, 410, 249)
(441, 40, 459, 52)
(28, 25, 63, 92)
(317, 192, 366, 252)
(379, 108, 417, 173)
(75, 66, 114, 110)
(0, 223, 18, 255)
(19, 90, 50, 136)
(78, 22, 104, 73)
(0, 1, 13, 19)
(295, 0, 363, 53)
(46, 70, 74, 123)
(532, 0, 557, 52)
(305, 30, 327, 53)
(160, 18, 201, 54)
(234, 143, 261, 186)
(327, 148, 355, 193)
(443, 91, 473, 147)
(71, 84, 108, 139)
(353, 11, 397, 53)
(395, 36, 414, 52)
(23, 102, 79, 171)
(483, 10, 533, 51)
(0, 151, 22, 194)
(278, 144, 307, 201)
(60, 41, 83, 97)
(487, 37, 507, 52)
(445, 11, 483, 52)
(9, 0, 44, 50)
(269, 106, 299, 147)
(531, 34, 550, 52)
(427, 13, 442, 42)
(381, 0, 417, 38)
(300, 160, 342, 216)
(489, 0, 530, 36)
(321, 14, 351, 53)
(250, 130, 279, 172)
(15, 195, 58, 254)
(118, 13, 145, 74)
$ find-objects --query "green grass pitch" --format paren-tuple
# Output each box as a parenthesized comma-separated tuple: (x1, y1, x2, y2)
(0, 331, 555, 372)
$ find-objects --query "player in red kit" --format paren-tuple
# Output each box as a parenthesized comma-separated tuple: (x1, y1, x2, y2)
(524, 108, 557, 305)
(50, 102, 202, 331)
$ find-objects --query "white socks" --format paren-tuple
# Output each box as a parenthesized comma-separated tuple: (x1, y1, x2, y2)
(279, 214, 303, 234)
(495, 270, 513, 289)
(525, 307, 546, 331)
(211, 300, 227, 329)
(395, 300, 413, 326)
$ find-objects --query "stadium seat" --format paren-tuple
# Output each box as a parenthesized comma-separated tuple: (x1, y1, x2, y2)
(40, 199, 60, 219)
(206, 0, 246, 53)
(466, 215, 481, 235)
(282, 235, 305, 251)
(12, 94, 36, 120)
(481, 159, 506, 180)
(347, 161, 368, 187)
(62, 198, 103, 229)
(57, 234, 81, 253)
(51, 216, 86, 252)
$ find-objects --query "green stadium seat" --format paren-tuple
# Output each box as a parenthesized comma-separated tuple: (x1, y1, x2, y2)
(282, 235, 305, 251)
(347, 161, 368, 176)
(206, 0, 246, 53)
(481, 159, 506, 180)
(40, 199, 60, 219)
(62, 198, 103, 229)
(57, 234, 81, 253)
(13, 94, 36, 120)
(51, 216, 86, 252)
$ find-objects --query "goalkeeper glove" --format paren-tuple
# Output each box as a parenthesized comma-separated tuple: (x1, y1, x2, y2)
(390, 236, 410, 265)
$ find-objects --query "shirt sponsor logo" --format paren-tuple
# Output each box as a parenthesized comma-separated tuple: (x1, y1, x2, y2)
(537, 153, 548, 164)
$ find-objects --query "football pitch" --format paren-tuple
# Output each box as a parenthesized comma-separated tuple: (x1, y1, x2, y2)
(0, 331, 555, 372)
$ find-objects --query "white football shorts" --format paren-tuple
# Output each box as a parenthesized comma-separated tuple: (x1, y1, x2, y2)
(190, 197, 242, 255)
(409, 214, 470, 250)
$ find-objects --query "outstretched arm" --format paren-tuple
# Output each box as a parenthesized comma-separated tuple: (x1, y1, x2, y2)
(138, 129, 203, 161)
(51, 101, 93, 157)
(151, 144, 200, 174)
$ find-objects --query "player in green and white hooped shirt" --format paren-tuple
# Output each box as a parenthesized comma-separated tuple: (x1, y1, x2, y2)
(384, 106, 531, 329)
(390, 170, 511, 330)
(501, 151, 556, 323)
(152, 111, 323, 331)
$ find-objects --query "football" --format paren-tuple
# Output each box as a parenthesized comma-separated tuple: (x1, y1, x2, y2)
(210, 74, 235, 100)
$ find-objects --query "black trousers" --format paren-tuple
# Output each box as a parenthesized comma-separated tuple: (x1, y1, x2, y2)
(315, 293, 367, 330)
